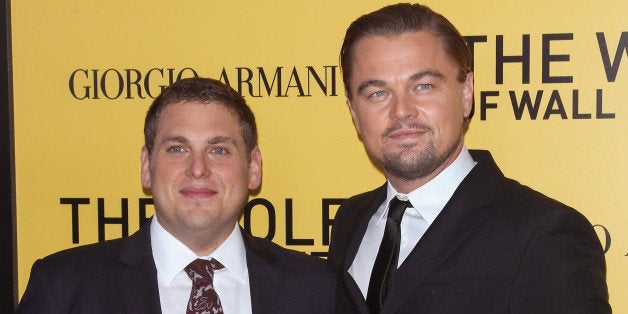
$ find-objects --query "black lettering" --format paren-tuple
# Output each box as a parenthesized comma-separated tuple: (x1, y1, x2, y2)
(97, 198, 129, 242)
(596, 32, 628, 82)
(92, 69, 100, 99)
(243, 198, 276, 240)
(595, 89, 615, 119)
(322, 198, 345, 245)
(100, 69, 124, 100)
(496, 34, 531, 84)
(139, 198, 154, 227)
(306, 66, 338, 96)
(68, 69, 90, 100)
(543, 90, 568, 119)
(284, 67, 305, 97)
(285, 199, 314, 245)
(125, 69, 144, 99)
(258, 67, 283, 97)
(542, 33, 573, 83)
(570, 89, 590, 119)
(237, 67, 255, 96)
(480, 91, 499, 120)
(572, 89, 591, 119)
(509, 90, 543, 120)
(219, 67, 231, 87)
(176, 68, 198, 81)
(145, 68, 165, 99)
(60, 198, 90, 243)
(166, 68, 176, 86)
(463, 36, 488, 71)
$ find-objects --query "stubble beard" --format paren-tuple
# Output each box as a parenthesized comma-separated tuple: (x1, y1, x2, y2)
(379, 122, 462, 183)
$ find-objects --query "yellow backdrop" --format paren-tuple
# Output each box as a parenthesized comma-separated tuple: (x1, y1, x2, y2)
(12, 0, 627, 310)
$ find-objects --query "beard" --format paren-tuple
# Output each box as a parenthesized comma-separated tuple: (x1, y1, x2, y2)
(379, 121, 462, 182)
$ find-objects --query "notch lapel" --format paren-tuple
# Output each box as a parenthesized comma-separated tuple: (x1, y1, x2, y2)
(115, 221, 162, 314)
(383, 150, 503, 313)
(342, 186, 387, 274)
(336, 185, 387, 313)
(242, 229, 284, 314)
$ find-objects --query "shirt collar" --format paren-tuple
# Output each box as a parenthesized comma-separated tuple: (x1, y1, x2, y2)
(379, 146, 476, 225)
(150, 217, 249, 286)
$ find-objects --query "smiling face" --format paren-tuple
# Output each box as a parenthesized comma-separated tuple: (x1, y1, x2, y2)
(141, 100, 261, 254)
(347, 31, 473, 193)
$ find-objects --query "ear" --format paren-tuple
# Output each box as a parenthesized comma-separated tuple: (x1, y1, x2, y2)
(140, 146, 152, 189)
(347, 100, 363, 136)
(248, 146, 262, 190)
(462, 72, 474, 118)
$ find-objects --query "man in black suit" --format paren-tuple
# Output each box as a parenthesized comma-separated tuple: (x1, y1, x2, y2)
(328, 3, 610, 313)
(17, 77, 335, 313)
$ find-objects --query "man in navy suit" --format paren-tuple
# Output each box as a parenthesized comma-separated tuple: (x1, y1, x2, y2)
(17, 77, 335, 313)
(328, 3, 610, 313)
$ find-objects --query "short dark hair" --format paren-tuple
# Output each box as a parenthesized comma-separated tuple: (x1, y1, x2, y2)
(340, 3, 472, 100)
(144, 77, 258, 155)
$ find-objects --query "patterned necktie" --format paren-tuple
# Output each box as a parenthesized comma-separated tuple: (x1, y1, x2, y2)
(366, 197, 411, 314)
(184, 258, 225, 314)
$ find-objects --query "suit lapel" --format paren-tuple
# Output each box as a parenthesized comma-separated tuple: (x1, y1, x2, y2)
(241, 229, 284, 314)
(115, 220, 162, 314)
(384, 150, 504, 313)
(342, 186, 387, 273)
(338, 185, 386, 314)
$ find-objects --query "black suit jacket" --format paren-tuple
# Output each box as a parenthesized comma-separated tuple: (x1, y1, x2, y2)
(17, 221, 335, 314)
(328, 150, 610, 313)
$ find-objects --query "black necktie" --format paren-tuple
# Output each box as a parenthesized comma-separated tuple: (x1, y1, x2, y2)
(366, 197, 411, 313)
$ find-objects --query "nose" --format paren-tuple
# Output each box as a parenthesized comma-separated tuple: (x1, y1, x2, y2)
(186, 151, 210, 179)
(390, 92, 419, 120)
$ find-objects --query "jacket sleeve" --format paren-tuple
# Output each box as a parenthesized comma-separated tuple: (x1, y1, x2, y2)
(15, 259, 62, 314)
(509, 208, 611, 313)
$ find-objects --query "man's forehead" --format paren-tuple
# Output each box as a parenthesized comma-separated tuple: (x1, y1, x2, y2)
(155, 101, 239, 131)
(158, 100, 237, 121)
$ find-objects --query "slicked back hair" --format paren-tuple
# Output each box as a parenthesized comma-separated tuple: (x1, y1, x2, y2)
(340, 3, 472, 101)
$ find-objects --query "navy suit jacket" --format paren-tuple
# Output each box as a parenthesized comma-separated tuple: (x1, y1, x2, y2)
(17, 221, 335, 314)
(328, 150, 610, 313)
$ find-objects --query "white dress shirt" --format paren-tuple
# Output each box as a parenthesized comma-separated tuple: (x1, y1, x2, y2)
(151, 218, 252, 314)
(348, 147, 476, 298)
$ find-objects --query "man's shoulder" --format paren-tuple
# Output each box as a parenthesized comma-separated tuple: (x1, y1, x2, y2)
(20, 237, 132, 300)
(243, 234, 336, 313)
(341, 184, 386, 208)
(33, 237, 127, 272)
(247, 235, 327, 267)
(469, 149, 580, 216)
(462, 150, 594, 232)
(496, 176, 589, 223)
(243, 233, 334, 280)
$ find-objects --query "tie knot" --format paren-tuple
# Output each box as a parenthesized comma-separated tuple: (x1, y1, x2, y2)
(184, 258, 224, 281)
(387, 197, 411, 222)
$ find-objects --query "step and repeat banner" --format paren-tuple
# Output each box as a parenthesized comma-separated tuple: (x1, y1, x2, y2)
(11, 0, 626, 310)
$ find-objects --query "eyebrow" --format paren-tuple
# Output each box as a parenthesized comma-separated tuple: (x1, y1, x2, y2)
(162, 135, 188, 145)
(161, 135, 236, 146)
(207, 136, 236, 146)
(356, 79, 386, 95)
(408, 70, 446, 82)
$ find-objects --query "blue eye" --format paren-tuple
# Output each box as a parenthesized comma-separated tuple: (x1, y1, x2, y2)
(211, 147, 227, 154)
(168, 146, 185, 153)
(370, 90, 387, 98)
(417, 84, 432, 91)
